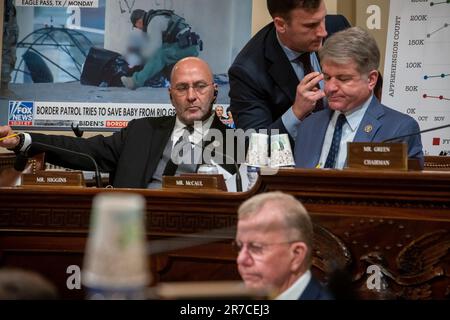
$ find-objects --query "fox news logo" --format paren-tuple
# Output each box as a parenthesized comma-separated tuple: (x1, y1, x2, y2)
(8, 101, 34, 126)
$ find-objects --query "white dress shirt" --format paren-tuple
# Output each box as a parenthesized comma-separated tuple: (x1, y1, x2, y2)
(171, 113, 215, 148)
(276, 270, 312, 300)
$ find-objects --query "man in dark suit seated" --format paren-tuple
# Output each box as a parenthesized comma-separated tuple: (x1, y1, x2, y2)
(235, 191, 333, 300)
(228, 0, 350, 142)
(0, 57, 237, 188)
(294, 27, 424, 169)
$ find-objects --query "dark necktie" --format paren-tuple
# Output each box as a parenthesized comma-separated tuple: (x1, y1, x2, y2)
(324, 114, 347, 168)
(297, 53, 324, 111)
(163, 126, 194, 176)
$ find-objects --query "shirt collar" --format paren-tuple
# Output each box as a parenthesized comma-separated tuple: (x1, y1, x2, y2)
(276, 32, 304, 62)
(334, 94, 374, 132)
(173, 113, 215, 146)
(275, 270, 311, 300)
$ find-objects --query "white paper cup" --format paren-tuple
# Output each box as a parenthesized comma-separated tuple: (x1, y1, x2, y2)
(246, 133, 269, 167)
(82, 192, 150, 293)
(270, 134, 295, 167)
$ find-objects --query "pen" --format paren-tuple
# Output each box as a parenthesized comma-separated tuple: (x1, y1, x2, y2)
(0, 133, 19, 142)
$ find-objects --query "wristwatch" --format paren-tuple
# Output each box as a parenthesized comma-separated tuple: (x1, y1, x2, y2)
(7, 133, 25, 153)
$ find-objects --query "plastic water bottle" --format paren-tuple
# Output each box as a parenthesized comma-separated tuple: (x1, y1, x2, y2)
(247, 165, 260, 190)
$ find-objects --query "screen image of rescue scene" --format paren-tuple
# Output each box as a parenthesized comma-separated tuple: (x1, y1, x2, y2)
(1, 0, 251, 108)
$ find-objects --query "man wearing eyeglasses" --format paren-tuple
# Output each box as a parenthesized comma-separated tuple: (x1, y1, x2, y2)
(0, 57, 237, 189)
(235, 191, 333, 300)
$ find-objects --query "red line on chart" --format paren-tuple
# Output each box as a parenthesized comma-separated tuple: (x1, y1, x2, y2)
(423, 94, 450, 101)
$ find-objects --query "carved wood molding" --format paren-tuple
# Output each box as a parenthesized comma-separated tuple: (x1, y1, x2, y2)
(148, 211, 236, 234)
(0, 207, 90, 230)
(351, 229, 450, 300)
(299, 197, 450, 210)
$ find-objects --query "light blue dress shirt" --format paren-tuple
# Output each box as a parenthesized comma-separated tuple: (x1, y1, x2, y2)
(317, 95, 373, 169)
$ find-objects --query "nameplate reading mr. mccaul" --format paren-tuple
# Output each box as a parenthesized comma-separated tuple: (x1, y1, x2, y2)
(163, 174, 227, 191)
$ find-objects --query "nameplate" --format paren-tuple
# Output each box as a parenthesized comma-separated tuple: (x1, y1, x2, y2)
(21, 171, 85, 187)
(162, 174, 227, 192)
(347, 142, 407, 170)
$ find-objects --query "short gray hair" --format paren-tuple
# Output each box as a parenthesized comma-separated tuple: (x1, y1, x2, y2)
(238, 191, 313, 267)
(319, 26, 380, 75)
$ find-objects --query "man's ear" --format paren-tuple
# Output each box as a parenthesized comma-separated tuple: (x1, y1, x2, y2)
(212, 85, 218, 104)
(290, 242, 308, 272)
(273, 17, 287, 33)
(367, 70, 379, 91)
(168, 88, 173, 101)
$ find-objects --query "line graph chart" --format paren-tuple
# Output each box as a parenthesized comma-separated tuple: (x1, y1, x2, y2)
(383, 1, 450, 155)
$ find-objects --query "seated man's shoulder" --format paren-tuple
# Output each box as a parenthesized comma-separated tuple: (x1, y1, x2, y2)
(300, 276, 334, 300)
(231, 23, 274, 67)
(381, 104, 419, 125)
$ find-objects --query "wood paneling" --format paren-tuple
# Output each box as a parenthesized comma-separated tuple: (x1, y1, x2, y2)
(0, 169, 449, 299)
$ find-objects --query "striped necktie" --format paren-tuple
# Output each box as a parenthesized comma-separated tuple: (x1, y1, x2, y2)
(163, 126, 194, 176)
(324, 114, 347, 168)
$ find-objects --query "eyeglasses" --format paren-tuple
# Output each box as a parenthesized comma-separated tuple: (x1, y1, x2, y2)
(171, 82, 214, 96)
(232, 240, 299, 258)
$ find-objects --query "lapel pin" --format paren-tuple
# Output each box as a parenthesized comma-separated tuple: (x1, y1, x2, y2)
(364, 125, 373, 133)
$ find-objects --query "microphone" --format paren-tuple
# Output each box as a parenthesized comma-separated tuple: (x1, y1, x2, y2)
(383, 123, 450, 143)
(71, 122, 84, 137)
(203, 140, 243, 192)
(22, 141, 103, 188)
(14, 151, 30, 172)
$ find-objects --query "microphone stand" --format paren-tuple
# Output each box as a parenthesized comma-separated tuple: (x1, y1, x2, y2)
(26, 142, 103, 188)
(203, 141, 243, 192)
(383, 123, 450, 142)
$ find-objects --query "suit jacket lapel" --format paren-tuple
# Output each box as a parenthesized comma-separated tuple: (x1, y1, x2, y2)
(203, 115, 236, 174)
(144, 117, 176, 183)
(265, 24, 299, 103)
(307, 110, 334, 167)
(353, 97, 383, 142)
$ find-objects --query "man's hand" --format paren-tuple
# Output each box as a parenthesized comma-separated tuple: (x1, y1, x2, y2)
(0, 126, 20, 149)
(292, 72, 326, 120)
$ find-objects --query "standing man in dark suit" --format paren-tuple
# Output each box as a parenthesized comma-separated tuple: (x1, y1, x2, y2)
(235, 191, 333, 300)
(228, 0, 350, 142)
(0, 57, 237, 188)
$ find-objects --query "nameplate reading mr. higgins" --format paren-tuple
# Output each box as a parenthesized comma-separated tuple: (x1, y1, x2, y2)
(21, 171, 85, 187)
